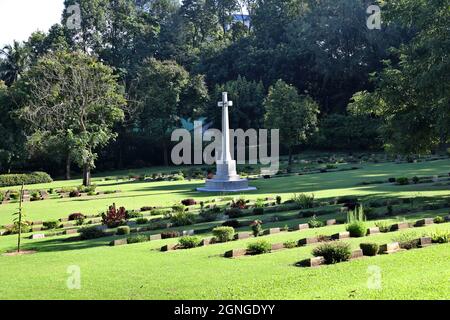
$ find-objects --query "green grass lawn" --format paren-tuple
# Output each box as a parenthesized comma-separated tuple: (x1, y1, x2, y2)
(0, 159, 449, 300)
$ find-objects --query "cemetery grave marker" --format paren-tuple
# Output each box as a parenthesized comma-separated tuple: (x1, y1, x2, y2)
(419, 237, 432, 248)
(379, 242, 402, 254)
(298, 237, 318, 246)
(367, 227, 380, 235)
(332, 232, 350, 240)
(224, 248, 247, 258)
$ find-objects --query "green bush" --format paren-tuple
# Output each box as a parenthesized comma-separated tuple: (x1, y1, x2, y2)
(247, 240, 271, 255)
(359, 243, 379, 256)
(212, 226, 235, 242)
(150, 209, 169, 216)
(393, 231, 420, 250)
(276, 196, 282, 205)
(127, 235, 149, 244)
(178, 236, 201, 249)
(6, 221, 31, 234)
(375, 221, 390, 233)
(428, 230, 450, 243)
(136, 218, 149, 225)
(79, 226, 105, 240)
(346, 205, 366, 237)
(283, 240, 297, 249)
(292, 193, 315, 209)
(116, 226, 131, 235)
(250, 220, 263, 237)
(0, 171, 53, 187)
(412, 176, 420, 184)
(126, 211, 143, 219)
(171, 211, 195, 226)
(200, 207, 221, 222)
(396, 177, 409, 185)
(43, 221, 60, 230)
(308, 216, 324, 228)
(433, 216, 445, 224)
(312, 242, 351, 264)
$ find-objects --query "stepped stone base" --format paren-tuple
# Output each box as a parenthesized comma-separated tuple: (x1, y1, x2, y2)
(197, 178, 257, 192)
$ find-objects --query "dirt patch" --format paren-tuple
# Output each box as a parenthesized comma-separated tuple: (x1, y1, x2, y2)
(2, 250, 37, 257)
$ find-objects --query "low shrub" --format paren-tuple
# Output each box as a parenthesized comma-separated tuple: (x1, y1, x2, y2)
(253, 207, 264, 215)
(347, 221, 366, 237)
(359, 243, 379, 256)
(181, 199, 196, 206)
(171, 211, 195, 226)
(102, 204, 127, 228)
(136, 218, 149, 225)
(276, 196, 282, 205)
(222, 220, 240, 228)
(0, 171, 53, 187)
(388, 177, 396, 183)
(116, 226, 131, 235)
(200, 207, 221, 222)
(392, 231, 420, 250)
(308, 216, 324, 228)
(43, 221, 60, 230)
(69, 190, 81, 198)
(172, 204, 186, 213)
(212, 226, 235, 243)
(127, 235, 149, 244)
(434, 216, 445, 224)
(226, 208, 244, 219)
(312, 242, 351, 264)
(6, 221, 32, 234)
(178, 236, 201, 249)
(247, 240, 271, 255)
(396, 177, 409, 185)
(79, 226, 105, 240)
(68, 213, 85, 221)
(126, 211, 143, 219)
(283, 240, 297, 249)
(428, 230, 450, 244)
(161, 231, 181, 239)
(250, 220, 263, 237)
(78, 184, 97, 193)
(231, 198, 246, 209)
(150, 209, 169, 216)
(292, 193, 315, 209)
(375, 221, 390, 233)
(412, 176, 420, 184)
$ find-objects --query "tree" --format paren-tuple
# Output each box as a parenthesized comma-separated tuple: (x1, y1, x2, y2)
(15, 51, 125, 185)
(0, 41, 30, 86)
(132, 58, 208, 165)
(264, 80, 319, 164)
(348, 0, 450, 154)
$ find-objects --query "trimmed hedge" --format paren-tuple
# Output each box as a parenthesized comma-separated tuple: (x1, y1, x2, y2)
(0, 172, 52, 187)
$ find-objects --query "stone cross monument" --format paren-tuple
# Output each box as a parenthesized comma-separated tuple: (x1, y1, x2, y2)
(197, 92, 257, 192)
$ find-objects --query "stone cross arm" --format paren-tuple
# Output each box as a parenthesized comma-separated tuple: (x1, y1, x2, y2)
(218, 92, 233, 108)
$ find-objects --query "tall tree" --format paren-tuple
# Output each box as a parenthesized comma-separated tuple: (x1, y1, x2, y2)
(15, 51, 125, 185)
(264, 80, 319, 164)
(0, 41, 30, 86)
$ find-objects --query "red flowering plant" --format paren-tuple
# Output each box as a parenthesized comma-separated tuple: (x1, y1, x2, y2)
(231, 198, 246, 209)
(250, 220, 263, 237)
(102, 203, 127, 228)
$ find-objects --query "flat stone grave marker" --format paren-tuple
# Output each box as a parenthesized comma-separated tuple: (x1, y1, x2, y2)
(298, 237, 318, 246)
(306, 256, 325, 267)
(367, 227, 380, 235)
(59, 217, 69, 222)
(40, 190, 49, 199)
(61, 222, 75, 228)
(110, 239, 127, 246)
(32, 221, 43, 226)
(0, 230, 6, 236)
(161, 244, 177, 252)
(30, 233, 45, 240)
(182, 230, 195, 236)
(31, 226, 42, 232)
(64, 229, 77, 235)
(294, 224, 309, 231)
(234, 232, 251, 240)
(326, 219, 337, 226)
(380, 242, 401, 254)
(271, 243, 284, 251)
(415, 218, 434, 227)
(224, 248, 247, 258)
(390, 222, 409, 231)
(332, 232, 350, 240)
(351, 249, 364, 259)
(264, 228, 281, 235)
(419, 237, 432, 247)
(200, 238, 213, 246)
(22, 191, 30, 202)
(149, 234, 162, 241)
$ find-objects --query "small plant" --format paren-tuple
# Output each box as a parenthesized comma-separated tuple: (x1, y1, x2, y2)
(43, 221, 60, 230)
(375, 221, 390, 233)
(102, 204, 127, 228)
(69, 190, 81, 198)
(179, 236, 201, 249)
(127, 235, 149, 244)
(428, 230, 450, 244)
(396, 177, 409, 185)
(181, 199, 196, 206)
(172, 204, 186, 213)
(200, 207, 221, 222)
(212, 226, 235, 243)
(79, 226, 105, 240)
(392, 231, 420, 250)
(276, 196, 282, 205)
(359, 243, 379, 256)
(250, 220, 263, 237)
(433, 216, 445, 224)
(116, 226, 131, 235)
(254, 198, 265, 208)
(308, 216, 324, 228)
(247, 240, 271, 255)
(136, 218, 149, 225)
(412, 176, 420, 184)
(30, 191, 41, 201)
(346, 205, 366, 237)
(68, 213, 85, 221)
(231, 198, 246, 209)
(150, 209, 169, 216)
(126, 211, 143, 219)
(312, 241, 351, 264)
(171, 211, 195, 226)
(292, 193, 315, 209)
(283, 240, 297, 249)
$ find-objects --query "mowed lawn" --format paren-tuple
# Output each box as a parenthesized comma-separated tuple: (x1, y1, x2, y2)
(0, 159, 449, 300)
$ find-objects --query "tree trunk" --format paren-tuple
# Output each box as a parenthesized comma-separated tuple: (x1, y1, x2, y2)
(82, 163, 91, 186)
(65, 153, 71, 180)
